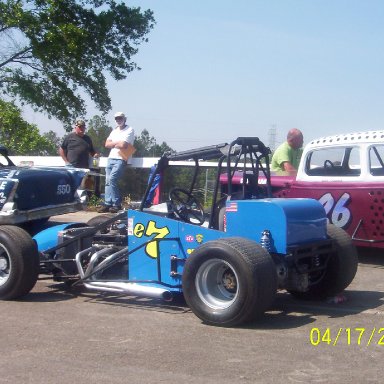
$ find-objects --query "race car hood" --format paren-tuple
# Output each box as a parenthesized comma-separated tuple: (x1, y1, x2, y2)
(0, 166, 85, 211)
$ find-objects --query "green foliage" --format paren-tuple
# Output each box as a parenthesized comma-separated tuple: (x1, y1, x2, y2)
(117, 167, 149, 201)
(134, 129, 174, 157)
(87, 193, 103, 208)
(0, 1, 155, 129)
(87, 115, 111, 156)
(42, 130, 62, 155)
(0, 99, 57, 154)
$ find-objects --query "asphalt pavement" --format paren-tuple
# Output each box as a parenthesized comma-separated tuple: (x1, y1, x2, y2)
(0, 211, 383, 383)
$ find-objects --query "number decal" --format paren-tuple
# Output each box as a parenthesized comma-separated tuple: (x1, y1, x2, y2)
(331, 193, 351, 227)
(145, 221, 170, 258)
(133, 223, 145, 237)
(133, 220, 170, 259)
(57, 184, 71, 195)
(319, 193, 334, 224)
(319, 192, 351, 228)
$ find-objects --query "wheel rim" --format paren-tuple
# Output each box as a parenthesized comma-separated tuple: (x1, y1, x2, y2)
(195, 258, 239, 310)
(0, 244, 10, 287)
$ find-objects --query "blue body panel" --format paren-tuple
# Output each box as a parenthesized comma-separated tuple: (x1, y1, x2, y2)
(225, 198, 327, 253)
(127, 210, 227, 292)
(33, 223, 78, 251)
(127, 198, 327, 289)
(32, 198, 327, 293)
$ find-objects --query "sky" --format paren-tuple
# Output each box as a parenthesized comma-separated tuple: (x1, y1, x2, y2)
(26, 0, 384, 152)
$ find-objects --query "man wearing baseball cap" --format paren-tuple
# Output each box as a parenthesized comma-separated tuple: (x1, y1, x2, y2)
(98, 112, 135, 213)
(59, 119, 98, 168)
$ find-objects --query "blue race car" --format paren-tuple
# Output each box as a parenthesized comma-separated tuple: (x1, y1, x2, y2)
(0, 138, 358, 327)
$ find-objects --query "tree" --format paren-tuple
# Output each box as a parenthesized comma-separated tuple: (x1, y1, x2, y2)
(42, 130, 62, 155)
(0, 99, 57, 154)
(87, 115, 111, 156)
(0, 1, 155, 129)
(134, 129, 156, 156)
(134, 129, 174, 157)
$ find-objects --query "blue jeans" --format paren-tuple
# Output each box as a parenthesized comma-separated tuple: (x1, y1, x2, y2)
(104, 158, 126, 207)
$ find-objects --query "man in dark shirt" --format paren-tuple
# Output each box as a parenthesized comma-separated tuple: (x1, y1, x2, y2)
(59, 119, 98, 168)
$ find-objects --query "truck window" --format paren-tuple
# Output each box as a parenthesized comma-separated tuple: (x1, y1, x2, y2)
(305, 146, 360, 176)
(369, 145, 384, 176)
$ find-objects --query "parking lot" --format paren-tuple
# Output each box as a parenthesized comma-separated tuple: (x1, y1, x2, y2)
(0, 212, 383, 383)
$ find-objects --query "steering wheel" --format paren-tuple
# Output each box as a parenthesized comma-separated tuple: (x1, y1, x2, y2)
(169, 188, 205, 225)
(324, 160, 335, 168)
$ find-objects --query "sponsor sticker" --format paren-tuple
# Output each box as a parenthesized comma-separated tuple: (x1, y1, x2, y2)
(196, 234, 203, 243)
(127, 218, 134, 235)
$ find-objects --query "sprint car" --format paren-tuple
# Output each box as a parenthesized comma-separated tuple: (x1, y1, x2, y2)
(0, 138, 358, 327)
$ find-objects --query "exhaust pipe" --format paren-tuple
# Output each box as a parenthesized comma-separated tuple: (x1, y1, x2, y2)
(83, 281, 173, 302)
(76, 248, 173, 301)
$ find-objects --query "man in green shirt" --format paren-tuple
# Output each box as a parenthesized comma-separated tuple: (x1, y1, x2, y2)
(271, 128, 303, 175)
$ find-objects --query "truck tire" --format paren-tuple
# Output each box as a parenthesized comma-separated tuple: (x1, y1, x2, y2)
(182, 237, 277, 326)
(0, 226, 39, 300)
(289, 224, 358, 300)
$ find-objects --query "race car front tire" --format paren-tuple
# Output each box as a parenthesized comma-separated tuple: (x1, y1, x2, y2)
(0, 226, 39, 300)
(182, 237, 277, 327)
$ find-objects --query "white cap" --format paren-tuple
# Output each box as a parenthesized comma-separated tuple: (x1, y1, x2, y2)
(114, 111, 126, 118)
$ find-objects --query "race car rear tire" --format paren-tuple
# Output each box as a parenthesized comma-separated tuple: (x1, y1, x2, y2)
(289, 224, 358, 300)
(0, 226, 39, 300)
(182, 237, 277, 327)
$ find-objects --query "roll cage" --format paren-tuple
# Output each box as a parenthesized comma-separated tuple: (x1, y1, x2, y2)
(139, 137, 273, 228)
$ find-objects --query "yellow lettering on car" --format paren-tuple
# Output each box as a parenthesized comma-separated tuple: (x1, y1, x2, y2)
(133, 223, 145, 238)
(134, 220, 170, 259)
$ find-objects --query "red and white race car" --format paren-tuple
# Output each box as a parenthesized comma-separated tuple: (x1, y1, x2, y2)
(221, 130, 384, 250)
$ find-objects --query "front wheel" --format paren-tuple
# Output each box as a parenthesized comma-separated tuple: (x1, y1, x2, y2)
(182, 237, 277, 326)
(0, 226, 39, 300)
(289, 224, 358, 300)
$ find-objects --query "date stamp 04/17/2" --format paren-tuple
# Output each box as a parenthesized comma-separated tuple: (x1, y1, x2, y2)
(310, 328, 384, 346)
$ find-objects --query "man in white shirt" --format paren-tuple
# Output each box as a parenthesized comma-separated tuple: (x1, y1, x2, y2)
(98, 112, 135, 213)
